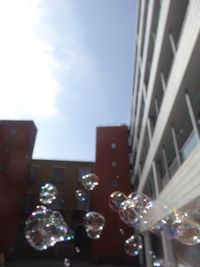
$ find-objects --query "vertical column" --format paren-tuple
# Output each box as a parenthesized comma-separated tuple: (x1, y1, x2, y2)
(152, 161, 160, 196)
(185, 92, 200, 142)
(169, 32, 177, 56)
(161, 225, 177, 267)
(147, 117, 153, 141)
(162, 147, 170, 187)
(143, 232, 153, 267)
(171, 126, 182, 167)
(160, 71, 166, 93)
(154, 97, 159, 117)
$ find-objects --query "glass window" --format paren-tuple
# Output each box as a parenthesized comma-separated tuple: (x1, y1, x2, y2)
(51, 167, 64, 184)
(112, 180, 118, 188)
(78, 168, 92, 182)
(23, 193, 34, 214)
(29, 166, 39, 183)
(111, 143, 117, 149)
(180, 131, 198, 162)
(112, 161, 117, 167)
(48, 194, 64, 210)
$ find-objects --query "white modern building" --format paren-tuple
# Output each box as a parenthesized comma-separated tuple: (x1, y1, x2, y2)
(130, 0, 200, 266)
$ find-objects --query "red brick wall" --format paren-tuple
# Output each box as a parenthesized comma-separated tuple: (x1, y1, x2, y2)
(0, 121, 37, 252)
(92, 126, 137, 264)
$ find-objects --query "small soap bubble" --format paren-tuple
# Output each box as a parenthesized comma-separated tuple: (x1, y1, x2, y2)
(153, 258, 164, 266)
(75, 246, 80, 253)
(39, 183, 58, 205)
(169, 214, 200, 246)
(124, 234, 143, 256)
(64, 228, 75, 241)
(128, 192, 152, 214)
(119, 228, 125, 235)
(64, 258, 70, 267)
(84, 211, 105, 239)
(75, 189, 88, 203)
(108, 191, 127, 212)
(81, 173, 99, 191)
(25, 208, 68, 250)
(118, 199, 140, 229)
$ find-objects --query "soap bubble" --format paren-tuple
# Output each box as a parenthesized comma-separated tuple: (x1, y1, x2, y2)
(128, 192, 152, 214)
(81, 173, 99, 191)
(119, 228, 125, 235)
(64, 228, 75, 241)
(75, 246, 80, 253)
(25, 208, 68, 250)
(108, 191, 127, 212)
(64, 258, 70, 267)
(152, 258, 164, 266)
(75, 189, 88, 203)
(118, 199, 141, 229)
(39, 183, 57, 205)
(169, 214, 200, 246)
(86, 229, 103, 239)
(124, 234, 143, 256)
(84, 211, 105, 239)
(35, 205, 47, 212)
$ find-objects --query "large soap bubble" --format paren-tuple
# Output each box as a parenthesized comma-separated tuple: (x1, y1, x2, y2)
(124, 234, 143, 256)
(39, 183, 58, 205)
(118, 199, 141, 229)
(83, 211, 105, 239)
(169, 214, 200, 246)
(25, 208, 68, 250)
(81, 173, 99, 191)
(75, 189, 88, 203)
(108, 191, 127, 212)
(128, 192, 152, 214)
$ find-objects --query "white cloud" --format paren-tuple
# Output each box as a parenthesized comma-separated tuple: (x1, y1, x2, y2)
(0, 0, 61, 119)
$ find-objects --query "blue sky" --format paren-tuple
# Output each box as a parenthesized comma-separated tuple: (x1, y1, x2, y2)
(0, 0, 137, 161)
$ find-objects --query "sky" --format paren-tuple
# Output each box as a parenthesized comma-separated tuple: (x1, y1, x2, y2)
(0, 0, 137, 162)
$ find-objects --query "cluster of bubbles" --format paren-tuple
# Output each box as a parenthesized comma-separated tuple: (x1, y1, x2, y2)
(25, 173, 104, 266)
(24, 170, 200, 265)
(25, 206, 68, 250)
(108, 190, 200, 259)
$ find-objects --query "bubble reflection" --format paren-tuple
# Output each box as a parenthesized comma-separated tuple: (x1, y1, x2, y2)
(39, 183, 57, 205)
(108, 191, 127, 212)
(25, 208, 68, 250)
(124, 234, 143, 256)
(84, 211, 105, 239)
(81, 173, 99, 191)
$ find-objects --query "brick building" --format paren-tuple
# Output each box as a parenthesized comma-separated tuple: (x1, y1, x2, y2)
(0, 120, 37, 255)
(92, 126, 138, 265)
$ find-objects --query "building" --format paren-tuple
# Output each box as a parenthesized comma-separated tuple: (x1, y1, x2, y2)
(0, 120, 37, 256)
(17, 159, 94, 258)
(92, 126, 138, 265)
(130, 0, 200, 266)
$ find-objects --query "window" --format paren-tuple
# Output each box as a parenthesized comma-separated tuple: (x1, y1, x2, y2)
(23, 193, 34, 214)
(112, 180, 118, 188)
(51, 167, 64, 184)
(111, 143, 117, 149)
(29, 166, 39, 183)
(10, 128, 17, 135)
(78, 168, 92, 182)
(48, 194, 64, 210)
(112, 161, 117, 167)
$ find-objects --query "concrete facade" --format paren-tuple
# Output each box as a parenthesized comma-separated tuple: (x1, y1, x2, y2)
(130, 0, 200, 266)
